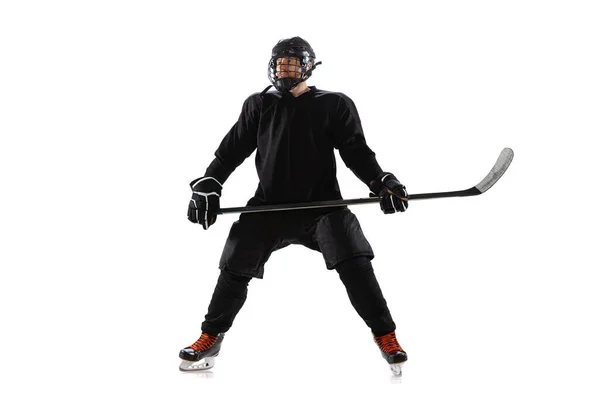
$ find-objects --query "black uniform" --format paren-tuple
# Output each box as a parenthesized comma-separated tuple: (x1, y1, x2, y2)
(205, 86, 384, 205)
(200, 87, 396, 336)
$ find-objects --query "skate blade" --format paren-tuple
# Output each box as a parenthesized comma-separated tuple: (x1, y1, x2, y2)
(390, 361, 405, 376)
(179, 357, 216, 372)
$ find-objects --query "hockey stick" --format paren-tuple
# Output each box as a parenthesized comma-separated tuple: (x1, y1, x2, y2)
(218, 148, 514, 215)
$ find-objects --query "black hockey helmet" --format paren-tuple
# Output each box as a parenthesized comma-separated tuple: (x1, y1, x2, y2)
(267, 36, 322, 92)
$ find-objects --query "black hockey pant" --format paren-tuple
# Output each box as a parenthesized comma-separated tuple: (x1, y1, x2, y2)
(201, 256, 396, 337)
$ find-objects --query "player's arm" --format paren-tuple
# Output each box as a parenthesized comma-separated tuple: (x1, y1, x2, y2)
(333, 94, 408, 214)
(188, 95, 260, 229)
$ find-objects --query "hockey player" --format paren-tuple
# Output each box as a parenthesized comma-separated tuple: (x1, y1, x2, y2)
(179, 37, 409, 376)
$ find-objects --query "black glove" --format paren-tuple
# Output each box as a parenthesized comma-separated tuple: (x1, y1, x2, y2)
(369, 173, 408, 214)
(188, 177, 222, 230)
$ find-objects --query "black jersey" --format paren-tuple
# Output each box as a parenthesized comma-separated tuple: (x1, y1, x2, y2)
(204, 86, 385, 205)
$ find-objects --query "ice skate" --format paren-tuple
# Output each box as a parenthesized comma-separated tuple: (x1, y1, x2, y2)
(179, 332, 224, 372)
(374, 331, 407, 376)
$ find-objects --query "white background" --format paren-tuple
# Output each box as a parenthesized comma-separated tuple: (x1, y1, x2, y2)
(1, 0, 599, 399)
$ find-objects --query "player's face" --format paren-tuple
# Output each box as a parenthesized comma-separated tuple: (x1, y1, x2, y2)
(276, 57, 302, 79)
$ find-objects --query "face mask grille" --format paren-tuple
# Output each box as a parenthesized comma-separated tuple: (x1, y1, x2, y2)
(267, 51, 315, 92)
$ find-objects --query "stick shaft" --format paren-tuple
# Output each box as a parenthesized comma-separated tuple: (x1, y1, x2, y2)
(218, 187, 480, 215)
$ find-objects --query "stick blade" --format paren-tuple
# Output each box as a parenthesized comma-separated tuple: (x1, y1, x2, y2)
(475, 147, 514, 194)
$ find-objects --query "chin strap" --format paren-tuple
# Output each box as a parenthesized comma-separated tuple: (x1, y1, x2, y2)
(260, 85, 273, 97)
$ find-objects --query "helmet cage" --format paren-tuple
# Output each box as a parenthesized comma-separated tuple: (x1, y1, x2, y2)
(268, 49, 316, 92)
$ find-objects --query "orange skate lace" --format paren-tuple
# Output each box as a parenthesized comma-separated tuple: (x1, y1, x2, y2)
(189, 332, 218, 352)
(374, 331, 403, 353)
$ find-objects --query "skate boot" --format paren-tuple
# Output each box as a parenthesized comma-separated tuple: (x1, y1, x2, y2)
(179, 332, 224, 372)
(374, 331, 407, 376)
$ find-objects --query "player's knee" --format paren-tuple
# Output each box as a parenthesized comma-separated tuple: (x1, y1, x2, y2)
(218, 269, 252, 291)
(334, 256, 373, 277)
